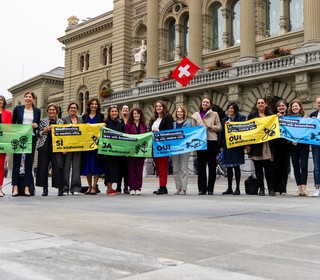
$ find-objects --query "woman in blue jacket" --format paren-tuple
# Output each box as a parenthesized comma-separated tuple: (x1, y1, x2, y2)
(172, 106, 192, 195)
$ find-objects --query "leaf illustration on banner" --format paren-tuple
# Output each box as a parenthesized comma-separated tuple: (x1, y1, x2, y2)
(11, 139, 19, 151)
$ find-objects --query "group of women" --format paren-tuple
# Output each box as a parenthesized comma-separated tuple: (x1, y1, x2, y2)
(0, 92, 317, 197)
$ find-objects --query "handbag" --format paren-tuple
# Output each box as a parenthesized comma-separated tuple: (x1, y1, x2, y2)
(244, 175, 258, 195)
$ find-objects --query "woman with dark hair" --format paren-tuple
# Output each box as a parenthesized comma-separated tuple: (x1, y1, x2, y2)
(172, 106, 192, 195)
(104, 105, 124, 195)
(36, 104, 64, 196)
(125, 108, 148, 195)
(149, 100, 174, 195)
(220, 102, 246, 195)
(12, 91, 41, 197)
(246, 97, 275, 196)
(273, 100, 290, 195)
(81, 98, 105, 195)
(62, 102, 83, 195)
(287, 99, 310, 196)
(191, 97, 222, 195)
(0, 95, 12, 197)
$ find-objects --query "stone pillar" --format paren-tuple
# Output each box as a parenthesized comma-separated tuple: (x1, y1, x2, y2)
(279, 0, 288, 35)
(303, 0, 320, 47)
(189, 0, 202, 66)
(145, 0, 159, 82)
(238, 0, 257, 64)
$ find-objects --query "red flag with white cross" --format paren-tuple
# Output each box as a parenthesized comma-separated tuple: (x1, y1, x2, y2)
(171, 56, 200, 87)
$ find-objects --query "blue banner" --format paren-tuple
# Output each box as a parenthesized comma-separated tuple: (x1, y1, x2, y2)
(279, 116, 320, 145)
(152, 126, 207, 157)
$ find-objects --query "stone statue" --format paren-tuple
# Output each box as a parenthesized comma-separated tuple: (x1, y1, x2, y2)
(133, 40, 147, 63)
(67, 16, 79, 27)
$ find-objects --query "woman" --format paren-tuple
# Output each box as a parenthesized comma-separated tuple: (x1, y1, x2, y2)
(62, 102, 83, 195)
(125, 108, 147, 195)
(172, 106, 192, 195)
(287, 99, 310, 196)
(273, 100, 290, 195)
(12, 91, 41, 197)
(36, 104, 64, 196)
(104, 105, 124, 195)
(149, 100, 174, 195)
(191, 97, 222, 195)
(220, 102, 246, 195)
(117, 104, 130, 194)
(246, 98, 275, 196)
(0, 95, 12, 197)
(81, 98, 105, 195)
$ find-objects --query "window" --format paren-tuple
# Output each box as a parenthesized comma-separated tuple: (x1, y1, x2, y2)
(266, 0, 280, 36)
(168, 19, 176, 61)
(182, 16, 189, 56)
(78, 90, 89, 114)
(85, 53, 90, 70)
(80, 55, 85, 72)
(102, 46, 112, 65)
(289, 0, 303, 31)
(212, 3, 223, 50)
(231, 1, 240, 45)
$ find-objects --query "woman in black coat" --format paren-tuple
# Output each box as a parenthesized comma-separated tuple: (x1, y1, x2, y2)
(220, 102, 246, 195)
(246, 98, 275, 196)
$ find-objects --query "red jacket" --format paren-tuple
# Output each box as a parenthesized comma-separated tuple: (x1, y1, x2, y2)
(1, 109, 12, 124)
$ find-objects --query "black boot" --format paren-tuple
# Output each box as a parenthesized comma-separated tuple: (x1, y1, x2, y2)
(153, 186, 168, 195)
(233, 188, 240, 195)
(123, 187, 130, 194)
(222, 188, 233, 195)
(58, 188, 63, 196)
(268, 188, 275, 196)
(42, 187, 48, 196)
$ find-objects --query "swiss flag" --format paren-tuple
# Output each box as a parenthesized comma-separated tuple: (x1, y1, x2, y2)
(171, 56, 200, 87)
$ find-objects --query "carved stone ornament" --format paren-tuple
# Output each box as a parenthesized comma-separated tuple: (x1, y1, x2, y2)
(68, 16, 79, 27)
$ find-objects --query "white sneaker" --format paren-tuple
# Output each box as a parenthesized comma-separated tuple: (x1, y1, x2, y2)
(312, 189, 320, 197)
(130, 190, 136, 195)
(135, 190, 141, 195)
(72, 192, 79, 195)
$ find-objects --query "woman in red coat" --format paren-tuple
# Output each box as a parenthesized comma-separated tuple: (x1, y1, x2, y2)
(0, 95, 12, 197)
(125, 108, 148, 195)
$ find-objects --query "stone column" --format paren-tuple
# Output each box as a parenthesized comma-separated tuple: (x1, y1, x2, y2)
(303, 0, 320, 47)
(238, 0, 257, 64)
(145, 0, 159, 82)
(188, 0, 202, 66)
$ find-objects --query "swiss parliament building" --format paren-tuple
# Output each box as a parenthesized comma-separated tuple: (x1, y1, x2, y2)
(8, 0, 320, 119)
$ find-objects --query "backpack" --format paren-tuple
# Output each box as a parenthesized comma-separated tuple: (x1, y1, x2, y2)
(244, 175, 258, 195)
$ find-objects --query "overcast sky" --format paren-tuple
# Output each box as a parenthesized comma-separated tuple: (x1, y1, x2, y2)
(1, 0, 114, 99)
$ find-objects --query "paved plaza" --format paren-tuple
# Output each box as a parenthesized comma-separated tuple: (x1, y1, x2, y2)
(1, 175, 320, 280)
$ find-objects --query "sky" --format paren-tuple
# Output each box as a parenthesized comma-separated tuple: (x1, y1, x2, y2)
(1, 0, 114, 99)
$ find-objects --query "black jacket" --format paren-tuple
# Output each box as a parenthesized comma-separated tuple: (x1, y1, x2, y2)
(148, 114, 174, 132)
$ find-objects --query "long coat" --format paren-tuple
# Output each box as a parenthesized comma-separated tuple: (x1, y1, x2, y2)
(220, 113, 246, 166)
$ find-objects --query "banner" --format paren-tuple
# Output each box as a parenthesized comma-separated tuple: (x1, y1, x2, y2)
(225, 115, 280, 148)
(98, 127, 152, 157)
(279, 116, 320, 145)
(152, 126, 207, 157)
(51, 123, 104, 152)
(0, 124, 33, 154)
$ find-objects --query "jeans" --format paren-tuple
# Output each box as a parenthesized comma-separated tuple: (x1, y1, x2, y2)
(312, 145, 320, 188)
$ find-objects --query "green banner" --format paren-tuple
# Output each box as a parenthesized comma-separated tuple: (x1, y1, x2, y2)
(98, 127, 152, 157)
(0, 124, 33, 154)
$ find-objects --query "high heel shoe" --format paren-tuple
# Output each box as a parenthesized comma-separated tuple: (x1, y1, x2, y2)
(90, 187, 97, 195)
(12, 186, 18, 197)
(85, 187, 92, 195)
(24, 187, 31, 197)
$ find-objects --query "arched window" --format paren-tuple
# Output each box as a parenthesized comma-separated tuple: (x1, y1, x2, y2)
(85, 53, 90, 70)
(289, 0, 303, 31)
(266, 0, 280, 36)
(182, 16, 189, 56)
(108, 46, 112, 64)
(80, 55, 85, 72)
(231, 1, 240, 45)
(212, 3, 223, 50)
(102, 47, 108, 65)
(168, 19, 176, 61)
(78, 89, 90, 115)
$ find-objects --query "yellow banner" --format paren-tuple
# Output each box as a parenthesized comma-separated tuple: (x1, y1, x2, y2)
(51, 123, 104, 152)
(225, 115, 280, 148)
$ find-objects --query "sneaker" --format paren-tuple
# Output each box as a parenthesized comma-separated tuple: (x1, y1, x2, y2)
(130, 190, 136, 195)
(174, 190, 181, 195)
(313, 189, 320, 197)
(63, 192, 68, 196)
(106, 189, 119, 195)
(180, 190, 186, 195)
(135, 190, 141, 195)
(72, 192, 79, 195)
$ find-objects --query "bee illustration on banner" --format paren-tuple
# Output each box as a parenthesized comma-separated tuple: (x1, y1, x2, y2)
(262, 123, 276, 141)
